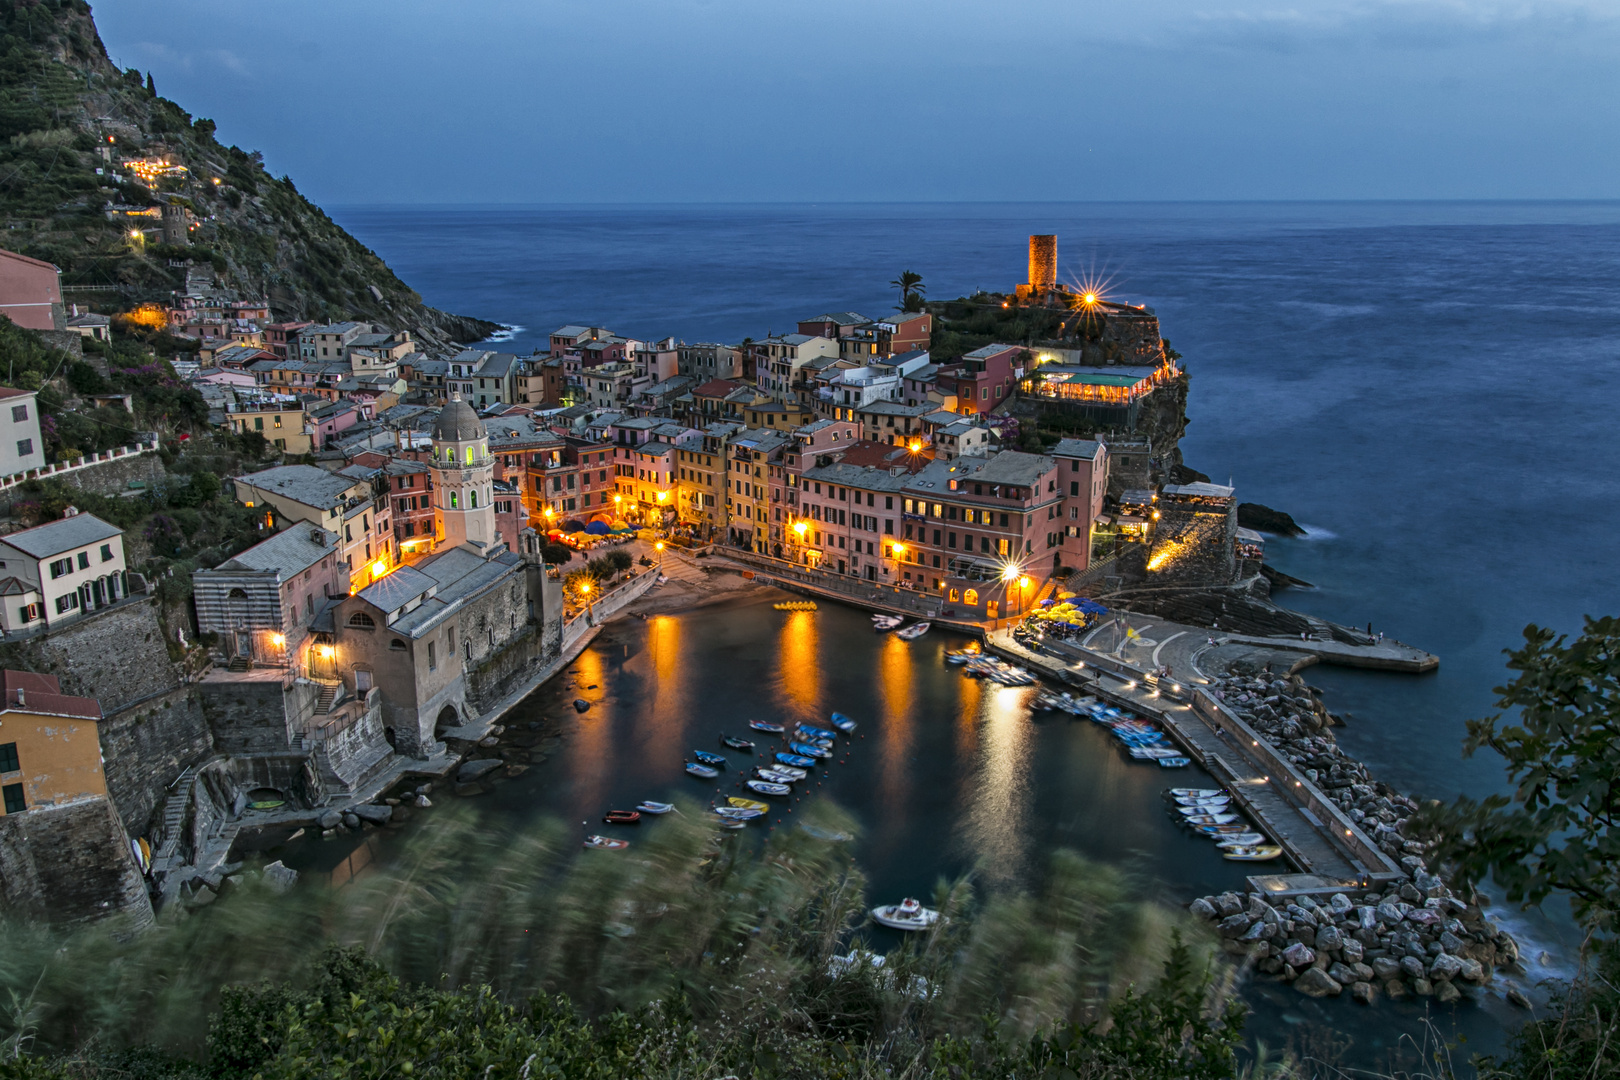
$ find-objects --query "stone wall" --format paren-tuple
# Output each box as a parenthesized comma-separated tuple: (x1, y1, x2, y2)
(465, 624, 539, 715)
(99, 687, 213, 835)
(0, 797, 152, 926)
(198, 677, 298, 756)
(0, 597, 181, 714)
(55, 449, 166, 498)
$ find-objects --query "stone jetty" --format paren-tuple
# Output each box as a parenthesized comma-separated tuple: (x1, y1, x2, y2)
(1190, 670, 1524, 1003)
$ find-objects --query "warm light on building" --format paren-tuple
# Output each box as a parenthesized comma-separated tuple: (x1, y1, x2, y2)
(269, 633, 285, 647)
(318, 645, 335, 659)
(372, 560, 388, 579)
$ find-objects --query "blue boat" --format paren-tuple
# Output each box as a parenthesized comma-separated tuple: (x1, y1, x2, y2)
(830, 712, 857, 733)
(686, 762, 719, 779)
(800, 724, 838, 740)
(692, 750, 727, 768)
(793, 730, 833, 749)
(1157, 756, 1192, 769)
(775, 751, 816, 768)
(790, 741, 831, 759)
(749, 720, 785, 734)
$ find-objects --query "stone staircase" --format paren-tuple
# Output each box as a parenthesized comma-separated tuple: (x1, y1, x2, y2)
(315, 682, 340, 715)
(152, 766, 197, 869)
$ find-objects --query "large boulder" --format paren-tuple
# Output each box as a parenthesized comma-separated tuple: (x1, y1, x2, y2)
(1189, 897, 1217, 921)
(1328, 962, 1361, 986)
(1458, 958, 1486, 984)
(1341, 937, 1365, 964)
(351, 804, 393, 825)
(262, 860, 298, 895)
(1434, 980, 1462, 1004)
(1281, 942, 1316, 968)
(1316, 926, 1344, 953)
(317, 809, 343, 830)
(1429, 953, 1464, 982)
(1218, 914, 1253, 939)
(1293, 968, 1342, 997)
(457, 758, 503, 783)
(1399, 955, 1427, 981)
(1350, 980, 1376, 1004)
(1371, 957, 1403, 982)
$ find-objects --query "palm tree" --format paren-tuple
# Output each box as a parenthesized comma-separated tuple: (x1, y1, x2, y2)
(889, 270, 925, 312)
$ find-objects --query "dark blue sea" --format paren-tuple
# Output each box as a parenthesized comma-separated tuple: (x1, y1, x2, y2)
(326, 201, 1620, 1064)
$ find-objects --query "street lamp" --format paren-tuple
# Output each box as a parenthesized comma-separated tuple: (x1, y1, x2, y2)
(655, 539, 664, 570)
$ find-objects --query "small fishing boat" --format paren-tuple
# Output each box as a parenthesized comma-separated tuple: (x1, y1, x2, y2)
(720, 735, 756, 752)
(757, 764, 806, 781)
(636, 801, 675, 815)
(583, 835, 629, 850)
(726, 796, 769, 812)
(1222, 845, 1284, 862)
(1175, 795, 1230, 807)
(801, 723, 839, 740)
(714, 806, 765, 820)
(1168, 788, 1225, 798)
(749, 720, 786, 734)
(603, 810, 642, 825)
(1157, 757, 1192, 768)
(894, 621, 931, 641)
(944, 648, 981, 664)
(830, 712, 858, 733)
(1194, 823, 1254, 836)
(746, 779, 791, 796)
(790, 741, 832, 759)
(872, 615, 903, 630)
(871, 897, 941, 931)
(1129, 746, 1183, 760)
(1184, 813, 1242, 826)
(793, 731, 834, 750)
(692, 750, 727, 768)
(776, 751, 816, 768)
(1176, 803, 1231, 818)
(685, 762, 720, 779)
(1214, 833, 1267, 848)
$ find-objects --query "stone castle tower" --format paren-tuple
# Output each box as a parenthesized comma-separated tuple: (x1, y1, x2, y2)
(1028, 234, 1057, 290)
(430, 394, 499, 552)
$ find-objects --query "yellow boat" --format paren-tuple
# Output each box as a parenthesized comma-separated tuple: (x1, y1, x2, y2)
(773, 600, 817, 611)
(1222, 845, 1284, 862)
(726, 796, 769, 812)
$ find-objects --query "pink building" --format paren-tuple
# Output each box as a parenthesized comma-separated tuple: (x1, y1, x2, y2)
(0, 248, 62, 331)
(942, 343, 1023, 417)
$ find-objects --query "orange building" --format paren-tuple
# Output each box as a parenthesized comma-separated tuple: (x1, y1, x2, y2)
(0, 670, 106, 814)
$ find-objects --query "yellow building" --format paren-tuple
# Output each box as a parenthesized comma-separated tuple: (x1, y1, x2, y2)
(0, 671, 106, 814)
(227, 400, 311, 454)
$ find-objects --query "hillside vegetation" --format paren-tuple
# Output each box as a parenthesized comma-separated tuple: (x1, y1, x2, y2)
(0, 0, 495, 343)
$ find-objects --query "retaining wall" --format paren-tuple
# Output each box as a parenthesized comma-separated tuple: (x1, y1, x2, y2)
(0, 797, 152, 926)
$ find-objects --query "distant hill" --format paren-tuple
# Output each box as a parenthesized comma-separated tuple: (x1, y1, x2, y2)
(0, 1, 497, 347)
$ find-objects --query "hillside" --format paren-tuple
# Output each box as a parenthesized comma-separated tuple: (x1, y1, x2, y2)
(0, 0, 497, 346)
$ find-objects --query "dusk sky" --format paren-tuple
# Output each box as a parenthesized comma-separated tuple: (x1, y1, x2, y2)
(94, 0, 1620, 206)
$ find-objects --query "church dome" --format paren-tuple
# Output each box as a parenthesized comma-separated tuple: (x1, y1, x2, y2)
(432, 395, 484, 443)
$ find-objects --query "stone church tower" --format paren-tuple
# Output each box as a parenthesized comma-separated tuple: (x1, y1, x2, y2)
(430, 394, 499, 551)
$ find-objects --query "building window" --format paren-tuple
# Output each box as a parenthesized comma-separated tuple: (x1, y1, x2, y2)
(390, 639, 406, 651)
(0, 743, 16, 773)
(348, 612, 376, 629)
(15, 439, 31, 458)
(427, 642, 436, 670)
(48, 557, 71, 579)
(100, 544, 113, 562)
(1, 783, 22, 814)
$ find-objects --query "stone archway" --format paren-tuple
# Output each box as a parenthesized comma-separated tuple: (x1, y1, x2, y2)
(435, 704, 459, 733)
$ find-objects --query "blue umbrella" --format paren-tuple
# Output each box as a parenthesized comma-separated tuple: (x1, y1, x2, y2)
(585, 520, 611, 535)
(1076, 599, 1108, 614)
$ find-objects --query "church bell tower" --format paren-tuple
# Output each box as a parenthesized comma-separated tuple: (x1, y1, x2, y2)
(430, 394, 498, 552)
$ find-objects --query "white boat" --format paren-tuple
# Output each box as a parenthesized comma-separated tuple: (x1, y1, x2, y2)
(1223, 845, 1284, 862)
(1176, 797, 1231, 810)
(755, 768, 800, 785)
(583, 835, 629, 850)
(714, 806, 764, 820)
(746, 780, 791, 796)
(756, 764, 806, 781)
(871, 897, 941, 931)
(1169, 787, 1225, 798)
(1214, 833, 1267, 848)
(895, 621, 931, 641)
(872, 615, 903, 630)
(636, 801, 675, 815)
(1184, 813, 1242, 826)
(1130, 746, 1184, 760)
(1177, 803, 1231, 817)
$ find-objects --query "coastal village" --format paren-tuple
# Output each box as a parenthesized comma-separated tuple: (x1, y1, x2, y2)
(0, 218, 1516, 1018)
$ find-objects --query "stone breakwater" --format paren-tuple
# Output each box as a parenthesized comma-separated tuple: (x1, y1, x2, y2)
(1188, 670, 1525, 1006)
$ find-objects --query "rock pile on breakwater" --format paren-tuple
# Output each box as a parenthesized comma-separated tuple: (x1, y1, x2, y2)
(1190, 670, 1526, 1005)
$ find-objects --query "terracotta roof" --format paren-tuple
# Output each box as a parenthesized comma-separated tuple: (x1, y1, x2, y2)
(0, 670, 101, 721)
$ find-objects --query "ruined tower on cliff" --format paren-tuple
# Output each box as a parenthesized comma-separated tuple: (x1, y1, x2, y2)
(1028, 234, 1056, 289)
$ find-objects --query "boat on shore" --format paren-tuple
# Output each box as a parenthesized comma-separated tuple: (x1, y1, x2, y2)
(749, 720, 786, 734)
(801, 723, 838, 740)
(583, 835, 629, 850)
(895, 621, 930, 641)
(1184, 812, 1242, 826)
(636, 801, 675, 815)
(872, 615, 903, 630)
(746, 779, 791, 796)
(1214, 833, 1267, 848)
(685, 762, 720, 779)
(757, 764, 806, 781)
(790, 741, 832, 759)
(726, 796, 769, 812)
(830, 712, 857, 733)
(871, 897, 941, 931)
(1222, 845, 1284, 862)
(1169, 788, 1225, 798)
(714, 806, 764, 820)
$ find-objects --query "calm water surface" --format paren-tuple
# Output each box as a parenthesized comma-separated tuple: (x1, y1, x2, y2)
(312, 201, 1620, 1062)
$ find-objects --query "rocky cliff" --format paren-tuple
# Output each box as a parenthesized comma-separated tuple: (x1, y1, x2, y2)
(0, 1, 497, 345)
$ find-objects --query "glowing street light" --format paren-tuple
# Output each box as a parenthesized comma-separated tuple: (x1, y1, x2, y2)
(1083, 292, 1098, 305)
(793, 520, 808, 538)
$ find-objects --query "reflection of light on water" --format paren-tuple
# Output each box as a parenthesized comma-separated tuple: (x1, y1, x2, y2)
(777, 610, 819, 717)
(961, 684, 1033, 885)
(644, 615, 684, 768)
(568, 647, 609, 809)
(877, 634, 914, 815)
